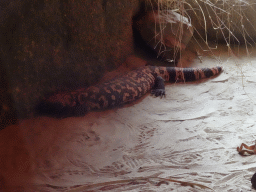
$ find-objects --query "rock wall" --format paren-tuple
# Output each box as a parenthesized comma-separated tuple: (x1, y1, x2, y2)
(184, 0, 256, 44)
(146, 0, 256, 44)
(0, 0, 141, 127)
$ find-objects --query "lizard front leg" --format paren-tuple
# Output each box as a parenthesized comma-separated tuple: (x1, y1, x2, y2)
(151, 76, 165, 98)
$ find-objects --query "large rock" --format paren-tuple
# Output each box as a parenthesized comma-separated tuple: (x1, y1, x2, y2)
(0, 0, 141, 128)
(134, 10, 193, 63)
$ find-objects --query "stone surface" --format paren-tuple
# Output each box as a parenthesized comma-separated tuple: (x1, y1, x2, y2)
(134, 10, 193, 62)
(0, 0, 141, 126)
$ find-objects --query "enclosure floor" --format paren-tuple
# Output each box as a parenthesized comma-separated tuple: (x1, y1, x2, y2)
(2, 45, 256, 191)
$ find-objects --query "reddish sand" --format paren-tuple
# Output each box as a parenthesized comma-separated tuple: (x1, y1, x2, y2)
(1, 45, 256, 191)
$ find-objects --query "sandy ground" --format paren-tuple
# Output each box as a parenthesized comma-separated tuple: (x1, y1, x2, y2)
(2, 46, 256, 191)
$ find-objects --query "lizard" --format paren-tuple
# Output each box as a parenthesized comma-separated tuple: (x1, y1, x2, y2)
(36, 65, 222, 118)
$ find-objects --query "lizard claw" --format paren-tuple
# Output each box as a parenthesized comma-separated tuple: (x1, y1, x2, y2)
(151, 89, 166, 98)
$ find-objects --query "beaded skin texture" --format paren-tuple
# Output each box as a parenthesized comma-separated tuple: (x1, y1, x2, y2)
(36, 65, 222, 118)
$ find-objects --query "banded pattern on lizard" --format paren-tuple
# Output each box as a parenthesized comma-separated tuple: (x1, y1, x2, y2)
(36, 65, 222, 117)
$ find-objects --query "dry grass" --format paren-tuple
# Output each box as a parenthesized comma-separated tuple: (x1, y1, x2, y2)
(145, 0, 256, 59)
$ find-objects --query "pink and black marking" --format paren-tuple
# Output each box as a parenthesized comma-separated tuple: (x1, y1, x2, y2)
(37, 65, 222, 117)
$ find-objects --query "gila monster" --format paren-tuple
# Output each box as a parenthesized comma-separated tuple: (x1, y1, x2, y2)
(36, 65, 222, 117)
